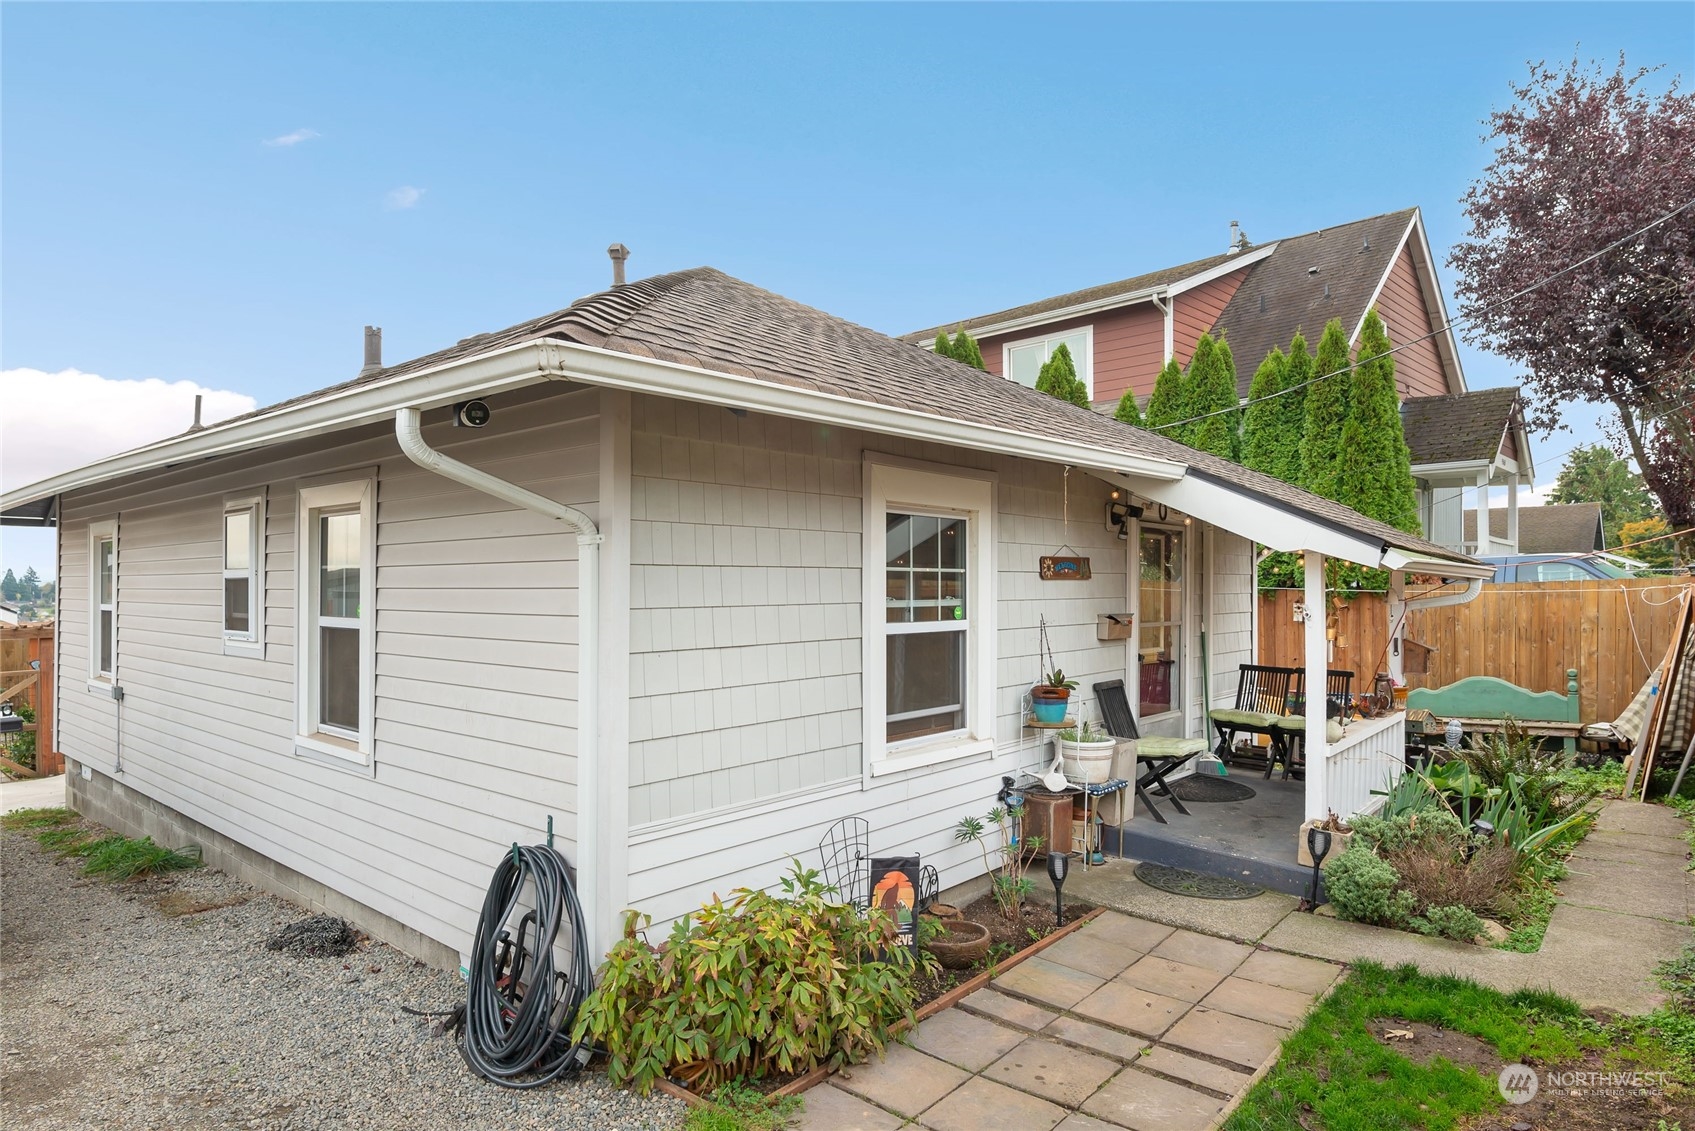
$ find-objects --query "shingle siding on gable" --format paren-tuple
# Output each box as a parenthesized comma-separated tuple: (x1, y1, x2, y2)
(1374, 244, 1451, 398)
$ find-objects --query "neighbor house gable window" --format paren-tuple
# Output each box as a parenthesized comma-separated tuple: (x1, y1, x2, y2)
(222, 496, 264, 655)
(88, 522, 117, 683)
(862, 458, 995, 777)
(295, 478, 375, 765)
(1004, 327, 1093, 398)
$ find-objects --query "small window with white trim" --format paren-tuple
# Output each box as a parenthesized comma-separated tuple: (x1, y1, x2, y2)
(864, 459, 995, 775)
(296, 479, 375, 762)
(222, 498, 263, 649)
(89, 523, 116, 681)
(1005, 328, 1092, 397)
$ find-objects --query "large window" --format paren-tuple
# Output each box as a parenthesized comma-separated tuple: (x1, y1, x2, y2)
(222, 498, 263, 651)
(89, 523, 116, 682)
(863, 459, 995, 775)
(1005, 328, 1092, 397)
(296, 480, 374, 762)
(1138, 528, 1183, 717)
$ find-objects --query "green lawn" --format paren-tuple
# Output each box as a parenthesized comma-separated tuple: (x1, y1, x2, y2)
(1223, 962, 1694, 1131)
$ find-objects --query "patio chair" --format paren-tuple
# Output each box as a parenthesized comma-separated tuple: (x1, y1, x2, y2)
(1093, 679, 1210, 825)
(1208, 665, 1298, 763)
(1268, 669, 1354, 779)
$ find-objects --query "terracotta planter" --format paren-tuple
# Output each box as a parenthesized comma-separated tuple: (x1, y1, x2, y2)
(924, 920, 992, 969)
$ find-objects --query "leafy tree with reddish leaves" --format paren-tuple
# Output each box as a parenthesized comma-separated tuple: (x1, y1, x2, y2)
(1449, 55, 1695, 557)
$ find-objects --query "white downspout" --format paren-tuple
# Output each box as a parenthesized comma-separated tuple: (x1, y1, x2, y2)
(394, 408, 608, 961)
(1152, 291, 1175, 363)
(1402, 576, 1484, 613)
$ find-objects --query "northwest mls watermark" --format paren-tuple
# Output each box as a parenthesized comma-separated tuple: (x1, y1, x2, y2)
(1499, 1063, 1673, 1104)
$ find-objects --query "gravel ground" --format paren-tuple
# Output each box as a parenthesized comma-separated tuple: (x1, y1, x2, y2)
(1, 824, 685, 1131)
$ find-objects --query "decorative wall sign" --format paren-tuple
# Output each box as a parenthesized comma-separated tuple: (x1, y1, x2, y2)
(867, 856, 920, 948)
(1040, 555, 1092, 581)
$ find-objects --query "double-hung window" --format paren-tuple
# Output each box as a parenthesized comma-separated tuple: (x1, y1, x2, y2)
(222, 498, 263, 653)
(864, 459, 995, 776)
(296, 479, 375, 763)
(89, 523, 116, 683)
(1005, 328, 1092, 398)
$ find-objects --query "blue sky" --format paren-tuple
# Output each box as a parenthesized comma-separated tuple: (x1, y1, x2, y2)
(2, 2, 1690, 578)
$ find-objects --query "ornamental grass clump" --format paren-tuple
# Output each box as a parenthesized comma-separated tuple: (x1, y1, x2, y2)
(574, 860, 925, 1094)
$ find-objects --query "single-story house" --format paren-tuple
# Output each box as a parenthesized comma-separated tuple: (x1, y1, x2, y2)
(1464, 501, 1606, 556)
(1, 261, 1489, 968)
(903, 208, 1534, 562)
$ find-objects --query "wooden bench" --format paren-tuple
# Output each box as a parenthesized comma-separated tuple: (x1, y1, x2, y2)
(1405, 669, 1582, 754)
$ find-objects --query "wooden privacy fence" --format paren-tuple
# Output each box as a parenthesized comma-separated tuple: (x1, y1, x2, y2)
(1259, 578, 1689, 725)
(0, 621, 59, 776)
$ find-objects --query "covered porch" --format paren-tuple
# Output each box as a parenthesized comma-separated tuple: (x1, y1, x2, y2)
(1083, 462, 1495, 890)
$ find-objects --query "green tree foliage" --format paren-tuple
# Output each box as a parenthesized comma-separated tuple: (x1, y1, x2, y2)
(932, 332, 957, 362)
(18, 567, 41, 600)
(1144, 358, 1188, 442)
(1548, 444, 1656, 548)
(1185, 333, 1240, 460)
(1617, 517, 1676, 569)
(1337, 310, 1421, 535)
(1300, 319, 1354, 499)
(0, 569, 16, 603)
(1035, 343, 1090, 408)
(932, 329, 986, 370)
(1113, 389, 1144, 427)
(1241, 348, 1289, 476)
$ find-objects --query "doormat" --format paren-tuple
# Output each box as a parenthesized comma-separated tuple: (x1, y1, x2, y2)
(1133, 862, 1265, 900)
(1168, 776, 1257, 803)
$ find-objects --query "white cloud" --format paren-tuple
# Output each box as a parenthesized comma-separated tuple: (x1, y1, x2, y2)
(0, 368, 257, 494)
(384, 185, 425, 210)
(263, 128, 320, 148)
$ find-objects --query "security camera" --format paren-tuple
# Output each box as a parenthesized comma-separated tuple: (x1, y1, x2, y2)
(453, 400, 491, 428)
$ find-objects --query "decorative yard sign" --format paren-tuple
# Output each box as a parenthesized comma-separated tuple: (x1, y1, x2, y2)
(868, 856, 919, 950)
(1040, 555, 1091, 581)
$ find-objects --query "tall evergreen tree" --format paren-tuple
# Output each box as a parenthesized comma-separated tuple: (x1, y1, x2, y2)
(1144, 358, 1188, 442)
(952, 329, 986, 371)
(1113, 389, 1144, 427)
(0, 569, 16, 603)
(1241, 347, 1290, 476)
(1277, 333, 1314, 483)
(933, 332, 958, 362)
(1337, 309, 1421, 534)
(19, 567, 40, 600)
(1299, 319, 1354, 499)
(1035, 343, 1090, 408)
(1186, 333, 1239, 460)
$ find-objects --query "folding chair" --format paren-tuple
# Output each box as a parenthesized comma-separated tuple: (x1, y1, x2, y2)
(1094, 679, 1210, 825)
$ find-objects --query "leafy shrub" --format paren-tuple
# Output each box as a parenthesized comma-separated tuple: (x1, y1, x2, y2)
(1456, 723, 1597, 822)
(955, 807, 1043, 921)
(1348, 810, 1515, 921)
(1350, 810, 1465, 854)
(1323, 844, 1417, 927)
(1409, 904, 1487, 943)
(573, 861, 923, 1094)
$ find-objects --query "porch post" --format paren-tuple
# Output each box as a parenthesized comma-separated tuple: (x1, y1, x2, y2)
(1387, 570, 1406, 684)
(1303, 552, 1329, 822)
(1476, 470, 1491, 554)
(1506, 475, 1520, 552)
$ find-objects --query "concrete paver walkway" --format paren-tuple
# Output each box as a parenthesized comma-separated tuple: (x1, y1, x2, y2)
(799, 914, 1342, 1131)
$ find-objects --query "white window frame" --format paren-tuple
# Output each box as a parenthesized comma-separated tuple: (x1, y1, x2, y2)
(222, 495, 265, 657)
(1002, 326, 1095, 399)
(87, 521, 117, 687)
(1135, 523, 1187, 722)
(295, 478, 376, 766)
(862, 456, 996, 779)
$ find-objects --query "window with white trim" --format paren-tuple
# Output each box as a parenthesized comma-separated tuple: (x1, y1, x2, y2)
(89, 523, 116, 681)
(1137, 527, 1183, 717)
(1005, 328, 1092, 397)
(296, 480, 375, 761)
(222, 498, 263, 648)
(864, 460, 995, 774)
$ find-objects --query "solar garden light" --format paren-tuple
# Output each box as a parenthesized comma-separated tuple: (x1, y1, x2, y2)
(1305, 825, 1334, 909)
(1466, 819, 1494, 863)
(1046, 851, 1073, 926)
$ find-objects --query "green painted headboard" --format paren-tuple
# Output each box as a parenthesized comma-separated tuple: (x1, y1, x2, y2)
(1405, 669, 1580, 724)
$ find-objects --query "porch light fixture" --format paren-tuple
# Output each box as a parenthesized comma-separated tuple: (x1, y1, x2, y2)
(1046, 851, 1073, 926)
(1106, 499, 1143, 539)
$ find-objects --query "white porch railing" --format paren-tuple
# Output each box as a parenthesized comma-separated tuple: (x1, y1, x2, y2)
(1320, 712, 1407, 821)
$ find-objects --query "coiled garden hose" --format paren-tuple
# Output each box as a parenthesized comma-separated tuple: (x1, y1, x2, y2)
(458, 843, 594, 1088)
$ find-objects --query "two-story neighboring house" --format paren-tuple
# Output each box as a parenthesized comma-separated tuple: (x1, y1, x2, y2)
(904, 208, 1533, 556)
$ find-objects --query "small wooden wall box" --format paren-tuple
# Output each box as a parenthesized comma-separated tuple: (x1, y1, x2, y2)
(1097, 613, 1134, 641)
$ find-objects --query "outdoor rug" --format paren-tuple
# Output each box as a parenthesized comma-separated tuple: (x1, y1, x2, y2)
(1168, 775, 1257, 803)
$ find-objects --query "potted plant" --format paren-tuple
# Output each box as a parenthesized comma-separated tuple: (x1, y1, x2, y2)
(1055, 718, 1117, 784)
(1031, 668, 1078, 723)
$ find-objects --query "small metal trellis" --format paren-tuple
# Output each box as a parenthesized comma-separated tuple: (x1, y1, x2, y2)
(818, 817, 870, 909)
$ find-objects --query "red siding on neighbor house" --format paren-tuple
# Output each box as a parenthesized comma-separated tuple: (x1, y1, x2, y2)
(1374, 244, 1452, 398)
(1172, 270, 1249, 369)
(976, 301, 1166, 404)
(1501, 423, 1519, 463)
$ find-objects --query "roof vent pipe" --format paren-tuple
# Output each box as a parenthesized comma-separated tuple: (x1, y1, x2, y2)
(1227, 220, 1248, 255)
(608, 243, 630, 287)
(360, 326, 383, 377)
(188, 394, 204, 432)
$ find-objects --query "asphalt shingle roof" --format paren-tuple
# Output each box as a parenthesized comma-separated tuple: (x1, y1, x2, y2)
(1465, 503, 1606, 554)
(1401, 386, 1522, 466)
(170, 267, 1480, 568)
